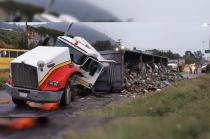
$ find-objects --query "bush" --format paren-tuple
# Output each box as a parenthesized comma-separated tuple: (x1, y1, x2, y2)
(0, 78, 6, 90)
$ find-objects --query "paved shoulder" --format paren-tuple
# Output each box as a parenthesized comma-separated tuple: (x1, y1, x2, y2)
(0, 90, 11, 100)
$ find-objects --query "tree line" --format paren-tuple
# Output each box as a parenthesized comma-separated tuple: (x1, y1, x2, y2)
(147, 49, 203, 64)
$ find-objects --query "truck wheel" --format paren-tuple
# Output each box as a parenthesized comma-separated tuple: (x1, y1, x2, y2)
(12, 98, 27, 106)
(60, 79, 77, 106)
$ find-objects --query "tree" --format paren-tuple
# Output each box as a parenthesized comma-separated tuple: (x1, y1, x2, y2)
(184, 50, 202, 64)
(146, 49, 181, 59)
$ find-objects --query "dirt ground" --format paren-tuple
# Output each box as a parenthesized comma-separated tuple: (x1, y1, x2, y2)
(0, 91, 124, 117)
(0, 91, 125, 139)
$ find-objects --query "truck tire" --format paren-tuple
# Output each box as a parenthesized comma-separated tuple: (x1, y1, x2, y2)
(60, 78, 77, 106)
(12, 98, 27, 106)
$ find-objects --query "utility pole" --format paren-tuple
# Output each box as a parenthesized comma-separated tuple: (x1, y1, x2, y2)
(203, 23, 210, 60)
(202, 41, 205, 57)
(209, 33, 210, 53)
(25, 22, 28, 49)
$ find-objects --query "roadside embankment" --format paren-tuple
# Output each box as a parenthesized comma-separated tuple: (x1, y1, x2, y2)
(64, 75, 210, 139)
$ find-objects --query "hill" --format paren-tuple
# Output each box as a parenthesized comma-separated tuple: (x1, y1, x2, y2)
(0, 0, 120, 22)
(0, 29, 27, 49)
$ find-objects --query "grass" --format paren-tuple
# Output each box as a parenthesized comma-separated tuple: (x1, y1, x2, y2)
(0, 69, 8, 90)
(0, 29, 27, 49)
(63, 75, 210, 139)
(0, 77, 6, 90)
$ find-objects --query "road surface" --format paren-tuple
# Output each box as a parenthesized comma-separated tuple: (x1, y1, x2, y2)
(0, 91, 124, 139)
(0, 91, 124, 117)
(181, 72, 203, 79)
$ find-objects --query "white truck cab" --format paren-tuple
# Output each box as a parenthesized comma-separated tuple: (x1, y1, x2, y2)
(54, 36, 109, 88)
(6, 36, 113, 106)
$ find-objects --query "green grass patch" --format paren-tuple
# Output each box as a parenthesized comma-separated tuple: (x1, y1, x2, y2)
(0, 29, 27, 49)
(64, 75, 210, 139)
(84, 75, 210, 117)
(65, 116, 210, 139)
(0, 77, 6, 90)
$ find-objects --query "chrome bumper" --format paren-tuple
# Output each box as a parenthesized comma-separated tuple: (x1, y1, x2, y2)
(6, 83, 63, 103)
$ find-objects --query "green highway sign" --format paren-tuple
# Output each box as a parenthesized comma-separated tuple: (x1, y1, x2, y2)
(205, 50, 210, 53)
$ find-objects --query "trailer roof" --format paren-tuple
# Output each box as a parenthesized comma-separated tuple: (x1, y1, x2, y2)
(99, 50, 169, 60)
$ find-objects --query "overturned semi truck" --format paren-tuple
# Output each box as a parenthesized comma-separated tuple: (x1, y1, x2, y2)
(94, 50, 169, 92)
(6, 36, 115, 106)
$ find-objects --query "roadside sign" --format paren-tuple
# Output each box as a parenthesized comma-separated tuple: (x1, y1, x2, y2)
(205, 50, 210, 53)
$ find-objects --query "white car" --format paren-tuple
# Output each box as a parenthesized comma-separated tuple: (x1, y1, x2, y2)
(168, 63, 178, 71)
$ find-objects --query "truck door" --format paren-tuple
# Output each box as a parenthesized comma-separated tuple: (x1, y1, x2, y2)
(77, 57, 104, 89)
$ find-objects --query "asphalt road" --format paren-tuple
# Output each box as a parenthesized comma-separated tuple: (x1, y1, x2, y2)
(180, 72, 203, 79)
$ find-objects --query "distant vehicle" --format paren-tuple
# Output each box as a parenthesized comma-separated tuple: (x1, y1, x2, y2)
(201, 64, 210, 73)
(0, 49, 28, 69)
(168, 58, 186, 72)
(168, 61, 178, 71)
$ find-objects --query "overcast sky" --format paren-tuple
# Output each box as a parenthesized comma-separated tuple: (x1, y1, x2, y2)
(86, 22, 209, 56)
(86, 0, 210, 22)
(13, 0, 210, 55)
(84, 0, 210, 55)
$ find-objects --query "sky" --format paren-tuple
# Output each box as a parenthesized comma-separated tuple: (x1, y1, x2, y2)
(84, 0, 210, 55)
(13, 21, 210, 56)
(86, 22, 209, 56)
(86, 0, 210, 22)
(11, 0, 210, 55)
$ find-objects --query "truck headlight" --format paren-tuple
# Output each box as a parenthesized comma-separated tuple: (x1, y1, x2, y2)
(48, 81, 59, 87)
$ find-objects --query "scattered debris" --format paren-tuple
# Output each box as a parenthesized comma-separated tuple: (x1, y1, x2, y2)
(122, 63, 184, 97)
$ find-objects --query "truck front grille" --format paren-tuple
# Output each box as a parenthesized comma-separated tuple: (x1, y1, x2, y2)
(11, 63, 38, 89)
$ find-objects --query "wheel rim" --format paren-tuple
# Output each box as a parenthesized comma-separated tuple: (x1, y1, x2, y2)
(70, 79, 77, 94)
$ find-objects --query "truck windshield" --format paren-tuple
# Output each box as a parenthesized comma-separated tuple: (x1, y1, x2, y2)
(55, 39, 87, 65)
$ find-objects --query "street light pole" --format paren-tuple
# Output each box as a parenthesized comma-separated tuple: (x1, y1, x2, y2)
(209, 32, 210, 51)
(202, 41, 207, 61)
(203, 23, 210, 59)
(202, 41, 205, 51)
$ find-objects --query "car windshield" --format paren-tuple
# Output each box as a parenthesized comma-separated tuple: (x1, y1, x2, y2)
(55, 39, 87, 65)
